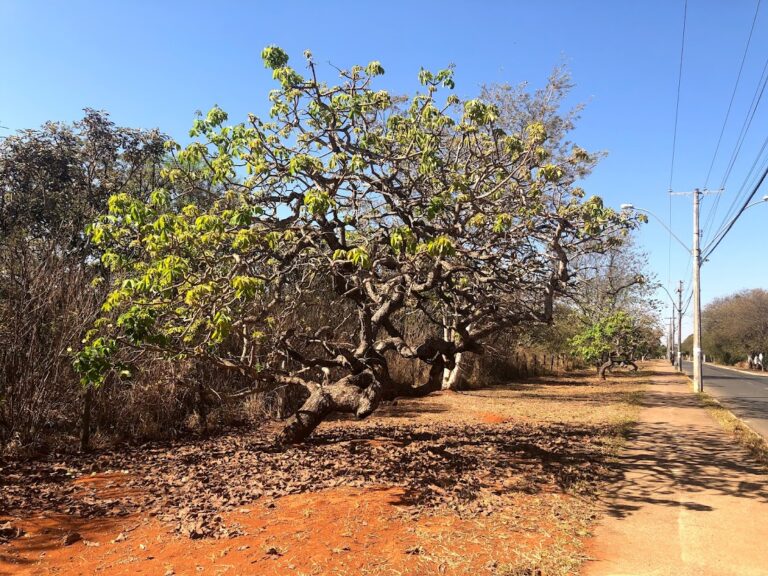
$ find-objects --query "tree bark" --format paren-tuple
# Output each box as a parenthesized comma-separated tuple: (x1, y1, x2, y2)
(598, 359, 614, 379)
(197, 382, 209, 434)
(599, 358, 638, 379)
(387, 354, 447, 398)
(442, 351, 464, 390)
(277, 371, 382, 444)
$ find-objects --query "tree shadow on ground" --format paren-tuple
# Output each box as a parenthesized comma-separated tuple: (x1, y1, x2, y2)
(598, 381, 768, 520)
(0, 515, 125, 563)
(1, 416, 619, 536)
(0, 366, 677, 539)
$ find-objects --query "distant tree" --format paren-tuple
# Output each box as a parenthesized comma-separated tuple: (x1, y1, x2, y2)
(569, 310, 659, 378)
(77, 48, 640, 443)
(0, 110, 165, 254)
(700, 289, 768, 364)
(555, 234, 660, 374)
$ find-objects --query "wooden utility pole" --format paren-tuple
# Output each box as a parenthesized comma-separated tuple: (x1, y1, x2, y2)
(692, 189, 703, 392)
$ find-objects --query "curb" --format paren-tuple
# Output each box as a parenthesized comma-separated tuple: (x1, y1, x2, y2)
(703, 362, 768, 379)
(680, 371, 768, 443)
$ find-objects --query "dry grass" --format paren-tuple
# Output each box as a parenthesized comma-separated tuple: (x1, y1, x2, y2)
(699, 392, 768, 468)
(371, 369, 644, 427)
(352, 366, 648, 575)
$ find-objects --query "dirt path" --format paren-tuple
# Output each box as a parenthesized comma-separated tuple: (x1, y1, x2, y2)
(583, 362, 768, 576)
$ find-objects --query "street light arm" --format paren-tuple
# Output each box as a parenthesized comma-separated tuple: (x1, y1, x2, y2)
(620, 204, 691, 254)
(655, 283, 677, 308)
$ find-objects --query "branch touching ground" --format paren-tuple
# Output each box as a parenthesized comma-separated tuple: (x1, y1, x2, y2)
(278, 372, 382, 444)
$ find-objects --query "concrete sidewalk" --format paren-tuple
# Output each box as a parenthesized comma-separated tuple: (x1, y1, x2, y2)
(582, 362, 768, 576)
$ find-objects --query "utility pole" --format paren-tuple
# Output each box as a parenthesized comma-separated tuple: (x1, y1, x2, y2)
(677, 280, 683, 372)
(671, 308, 676, 366)
(692, 189, 703, 392)
(622, 189, 764, 391)
(667, 316, 674, 364)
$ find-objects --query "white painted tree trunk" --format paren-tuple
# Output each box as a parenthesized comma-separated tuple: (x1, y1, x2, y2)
(442, 351, 464, 390)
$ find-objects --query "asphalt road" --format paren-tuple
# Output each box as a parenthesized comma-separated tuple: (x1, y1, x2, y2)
(681, 360, 768, 440)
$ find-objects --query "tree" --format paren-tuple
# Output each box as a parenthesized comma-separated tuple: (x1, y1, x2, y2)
(77, 48, 639, 443)
(568, 237, 654, 320)
(0, 111, 166, 449)
(0, 110, 165, 254)
(699, 289, 768, 364)
(558, 232, 661, 374)
(569, 310, 659, 378)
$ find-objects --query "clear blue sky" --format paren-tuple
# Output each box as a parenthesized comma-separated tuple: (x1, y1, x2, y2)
(2, 0, 767, 337)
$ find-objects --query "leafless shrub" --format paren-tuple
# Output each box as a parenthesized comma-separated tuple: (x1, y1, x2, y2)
(0, 242, 102, 451)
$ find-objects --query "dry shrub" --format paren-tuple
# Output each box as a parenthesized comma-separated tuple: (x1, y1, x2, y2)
(92, 371, 195, 441)
(0, 237, 573, 454)
(90, 356, 256, 442)
(0, 243, 102, 451)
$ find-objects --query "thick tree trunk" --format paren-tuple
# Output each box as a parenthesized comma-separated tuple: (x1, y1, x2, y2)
(196, 382, 209, 434)
(442, 352, 464, 390)
(598, 359, 614, 380)
(277, 371, 382, 444)
(388, 356, 447, 398)
(599, 358, 638, 379)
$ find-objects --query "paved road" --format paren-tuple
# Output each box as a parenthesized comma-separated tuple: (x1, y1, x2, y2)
(681, 359, 768, 439)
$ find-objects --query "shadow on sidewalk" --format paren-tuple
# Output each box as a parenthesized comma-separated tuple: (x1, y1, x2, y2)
(601, 378, 768, 519)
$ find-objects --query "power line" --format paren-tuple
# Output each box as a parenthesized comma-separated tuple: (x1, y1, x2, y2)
(704, 54, 768, 245)
(701, 0, 762, 245)
(681, 289, 694, 318)
(707, 66, 768, 243)
(726, 132, 768, 211)
(718, 56, 768, 190)
(703, 161, 768, 260)
(669, 0, 688, 192)
(704, 0, 762, 189)
(668, 0, 688, 287)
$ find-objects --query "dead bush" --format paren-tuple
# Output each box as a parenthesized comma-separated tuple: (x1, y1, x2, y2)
(0, 244, 102, 451)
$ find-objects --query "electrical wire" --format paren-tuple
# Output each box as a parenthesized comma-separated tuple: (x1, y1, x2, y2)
(704, 0, 762, 189)
(707, 130, 768, 248)
(718, 57, 768, 190)
(704, 55, 768, 246)
(681, 290, 694, 317)
(668, 0, 688, 288)
(703, 161, 768, 260)
(700, 0, 762, 246)
(669, 0, 688, 192)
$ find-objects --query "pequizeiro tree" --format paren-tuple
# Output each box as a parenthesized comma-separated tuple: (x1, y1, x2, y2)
(76, 47, 640, 443)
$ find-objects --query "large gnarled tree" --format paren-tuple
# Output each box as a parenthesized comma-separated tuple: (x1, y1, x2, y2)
(77, 48, 639, 443)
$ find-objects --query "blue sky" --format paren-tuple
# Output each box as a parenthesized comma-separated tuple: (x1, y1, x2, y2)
(2, 0, 767, 337)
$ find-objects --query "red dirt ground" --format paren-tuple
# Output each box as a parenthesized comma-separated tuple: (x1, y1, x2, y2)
(2, 479, 567, 575)
(478, 412, 508, 424)
(1, 368, 646, 575)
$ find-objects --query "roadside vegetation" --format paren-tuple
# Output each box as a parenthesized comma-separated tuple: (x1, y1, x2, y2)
(0, 46, 665, 574)
(682, 288, 768, 366)
(0, 48, 660, 456)
(700, 392, 768, 467)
